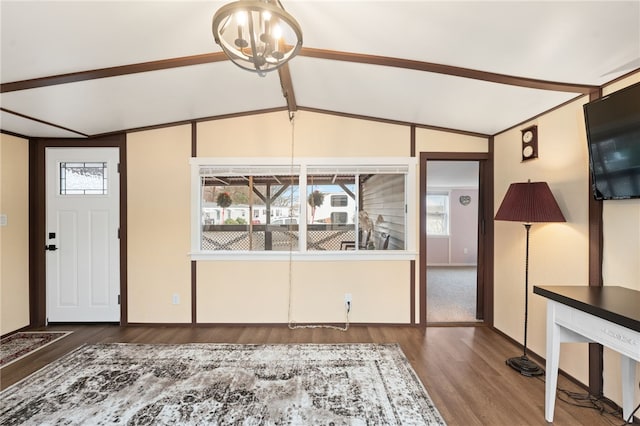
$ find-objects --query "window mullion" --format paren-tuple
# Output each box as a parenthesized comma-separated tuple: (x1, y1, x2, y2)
(355, 173, 361, 250)
(299, 166, 307, 252)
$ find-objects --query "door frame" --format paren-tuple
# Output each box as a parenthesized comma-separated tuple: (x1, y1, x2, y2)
(30, 134, 128, 326)
(419, 151, 494, 327)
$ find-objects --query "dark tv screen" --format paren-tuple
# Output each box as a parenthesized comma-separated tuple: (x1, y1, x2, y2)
(584, 81, 640, 200)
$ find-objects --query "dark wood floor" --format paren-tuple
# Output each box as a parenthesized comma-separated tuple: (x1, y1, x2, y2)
(1, 324, 631, 425)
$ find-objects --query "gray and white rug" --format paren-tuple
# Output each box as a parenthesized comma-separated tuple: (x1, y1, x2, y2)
(0, 343, 446, 425)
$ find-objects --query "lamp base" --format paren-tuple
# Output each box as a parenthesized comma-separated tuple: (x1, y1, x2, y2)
(506, 355, 544, 377)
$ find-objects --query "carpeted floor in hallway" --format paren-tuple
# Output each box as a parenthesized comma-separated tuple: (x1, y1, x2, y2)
(426, 266, 479, 322)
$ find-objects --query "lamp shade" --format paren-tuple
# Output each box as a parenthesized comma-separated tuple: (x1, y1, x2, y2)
(495, 181, 566, 223)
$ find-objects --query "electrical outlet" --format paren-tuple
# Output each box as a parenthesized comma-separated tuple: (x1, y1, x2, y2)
(344, 293, 352, 311)
(172, 294, 180, 305)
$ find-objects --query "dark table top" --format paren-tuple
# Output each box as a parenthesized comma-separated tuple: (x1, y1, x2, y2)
(533, 285, 640, 333)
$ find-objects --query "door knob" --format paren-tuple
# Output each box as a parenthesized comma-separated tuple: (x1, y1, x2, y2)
(45, 244, 58, 251)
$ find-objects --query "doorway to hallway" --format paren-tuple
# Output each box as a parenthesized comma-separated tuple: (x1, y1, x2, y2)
(419, 152, 492, 326)
(425, 160, 480, 323)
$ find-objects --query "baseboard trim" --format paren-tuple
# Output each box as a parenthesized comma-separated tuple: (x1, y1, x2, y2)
(123, 322, 420, 328)
(427, 321, 487, 327)
(1, 324, 32, 340)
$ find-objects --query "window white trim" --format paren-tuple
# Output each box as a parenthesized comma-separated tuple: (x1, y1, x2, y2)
(190, 157, 417, 260)
(190, 156, 413, 165)
(189, 251, 418, 261)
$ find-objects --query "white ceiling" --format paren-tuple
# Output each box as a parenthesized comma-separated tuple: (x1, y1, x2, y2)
(1, 1, 639, 139)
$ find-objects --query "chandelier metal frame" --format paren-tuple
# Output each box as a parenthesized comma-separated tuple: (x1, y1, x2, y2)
(212, 0, 303, 75)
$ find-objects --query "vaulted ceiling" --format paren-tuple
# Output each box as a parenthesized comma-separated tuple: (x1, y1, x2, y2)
(1, 1, 639, 139)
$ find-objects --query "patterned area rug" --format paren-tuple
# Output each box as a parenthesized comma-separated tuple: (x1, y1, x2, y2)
(0, 331, 72, 368)
(0, 343, 446, 425)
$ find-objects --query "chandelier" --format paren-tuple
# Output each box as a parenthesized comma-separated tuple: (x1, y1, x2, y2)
(212, 0, 303, 75)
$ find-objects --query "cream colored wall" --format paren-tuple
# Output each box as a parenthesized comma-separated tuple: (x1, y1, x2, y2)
(197, 111, 292, 157)
(494, 95, 592, 385)
(415, 128, 488, 153)
(196, 110, 413, 324)
(197, 261, 409, 324)
(127, 125, 192, 323)
(197, 110, 411, 157)
(599, 72, 640, 408)
(0, 134, 30, 335)
(295, 112, 411, 157)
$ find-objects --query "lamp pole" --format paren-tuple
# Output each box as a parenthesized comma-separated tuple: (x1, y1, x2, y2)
(523, 223, 531, 358)
(505, 222, 544, 376)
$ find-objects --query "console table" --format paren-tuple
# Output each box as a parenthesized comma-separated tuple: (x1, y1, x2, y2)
(534, 285, 640, 422)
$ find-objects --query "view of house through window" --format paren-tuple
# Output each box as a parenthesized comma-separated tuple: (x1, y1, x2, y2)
(194, 162, 411, 253)
(200, 173, 300, 251)
(307, 175, 357, 251)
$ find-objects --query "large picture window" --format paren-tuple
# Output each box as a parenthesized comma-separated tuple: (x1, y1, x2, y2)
(191, 158, 416, 259)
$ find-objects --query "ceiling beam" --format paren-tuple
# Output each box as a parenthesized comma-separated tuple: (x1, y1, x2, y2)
(277, 63, 297, 113)
(0, 107, 89, 137)
(1, 47, 598, 96)
(1, 53, 229, 93)
(299, 47, 598, 94)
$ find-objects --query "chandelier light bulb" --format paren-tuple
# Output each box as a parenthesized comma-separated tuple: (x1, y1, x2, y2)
(234, 10, 249, 48)
(236, 11, 248, 25)
(273, 24, 282, 39)
(271, 23, 284, 59)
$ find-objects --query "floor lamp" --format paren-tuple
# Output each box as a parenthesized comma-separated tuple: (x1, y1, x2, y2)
(495, 180, 566, 377)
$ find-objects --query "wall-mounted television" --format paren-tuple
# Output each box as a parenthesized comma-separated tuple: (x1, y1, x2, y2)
(584, 81, 640, 200)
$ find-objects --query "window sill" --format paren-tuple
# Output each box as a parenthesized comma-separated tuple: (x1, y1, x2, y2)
(190, 251, 418, 261)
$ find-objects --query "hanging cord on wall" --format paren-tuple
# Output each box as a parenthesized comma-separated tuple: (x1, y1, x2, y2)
(285, 111, 350, 332)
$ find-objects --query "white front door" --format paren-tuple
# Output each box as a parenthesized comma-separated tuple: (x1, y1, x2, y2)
(46, 147, 120, 322)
